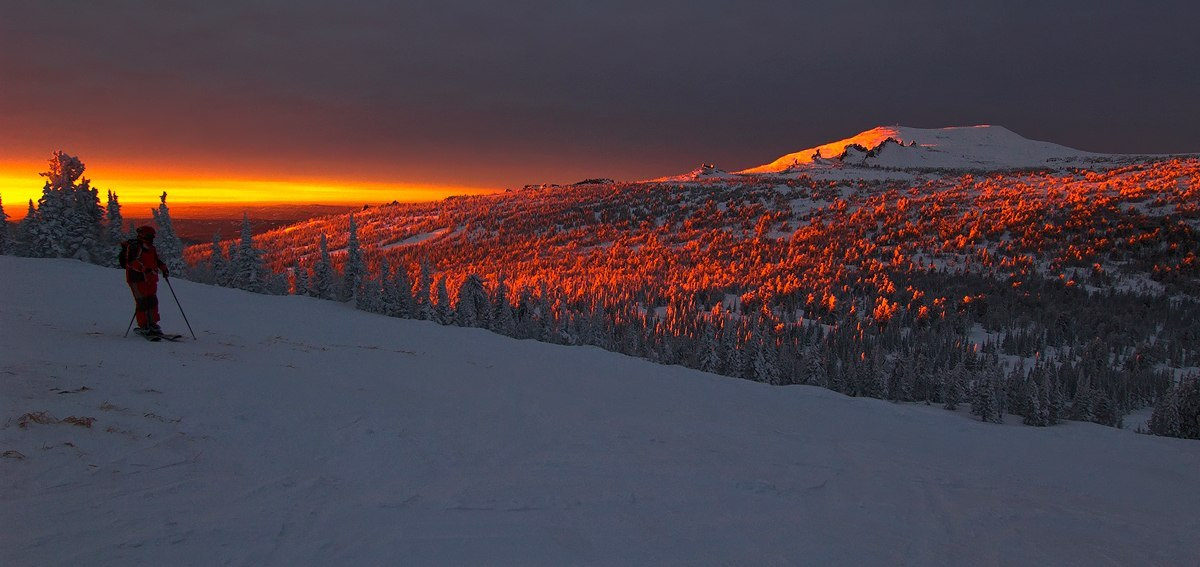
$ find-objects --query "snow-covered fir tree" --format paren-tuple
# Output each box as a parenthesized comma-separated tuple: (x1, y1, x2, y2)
(434, 276, 452, 324)
(378, 259, 398, 315)
(104, 190, 123, 264)
(943, 361, 967, 411)
(887, 360, 909, 402)
(150, 192, 187, 278)
(491, 274, 515, 336)
(803, 345, 828, 388)
(27, 173, 69, 258)
(455, 274, 490, 328)
(698, 320, 722, 374)
(541, 295, 566, 345)
(208, 232, 229, 287)
(0, 195, 8, 255)
(1022, 365, 1062, 426)
(970, 375, 1000, 423)
(267, 271, 289, 295)
(13, 200, 37, 257)
(27, 152, 105, 262)
(292, 261, 309, 296)
(312, 233, 336, 300)
(1149, 376, 1199, 439)
(750, 318, 782, 385)
(514, 287, 539, 339)
(341, 214, 366, 302)
(386, 260, 415, 318)
(720, 319, 745, 378)
(356, 274, 383, 313)
(415, 258, 433, 320)
(230, 213, 264, 293)
(1150, 386, 1182, 437)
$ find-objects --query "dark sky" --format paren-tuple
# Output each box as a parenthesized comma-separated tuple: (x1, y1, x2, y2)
(2, 0, 1198, 192)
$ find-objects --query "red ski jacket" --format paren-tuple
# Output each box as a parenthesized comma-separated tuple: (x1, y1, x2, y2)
(124, 240, 167, 284)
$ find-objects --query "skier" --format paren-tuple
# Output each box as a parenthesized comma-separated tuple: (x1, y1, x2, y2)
(120, 225, 170, 337)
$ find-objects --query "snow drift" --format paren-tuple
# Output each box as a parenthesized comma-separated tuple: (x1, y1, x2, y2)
(2, 256, 1199, 565)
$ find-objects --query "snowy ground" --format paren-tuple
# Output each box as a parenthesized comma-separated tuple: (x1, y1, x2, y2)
(2, 256, 1198, 565)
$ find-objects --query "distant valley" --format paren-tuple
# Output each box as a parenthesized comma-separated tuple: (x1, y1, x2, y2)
(122, 202, 366, 244)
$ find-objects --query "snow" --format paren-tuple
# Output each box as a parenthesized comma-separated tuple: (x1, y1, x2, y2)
(378, 227, 453, 250)
(740, 125, 1102, 173)
(648, 164, 740, 183)
(3, 256, 1200, 565)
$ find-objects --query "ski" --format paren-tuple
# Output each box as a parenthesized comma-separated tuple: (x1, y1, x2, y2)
(132, 330, 184, 341)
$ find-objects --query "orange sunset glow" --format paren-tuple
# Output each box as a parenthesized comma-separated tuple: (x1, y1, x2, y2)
(0, 161, 499, 220)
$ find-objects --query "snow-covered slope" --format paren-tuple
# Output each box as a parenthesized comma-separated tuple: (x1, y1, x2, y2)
(739, 125, 1100, 173)
(3, 257, 1199, 565)
(650, 163, 740, 182)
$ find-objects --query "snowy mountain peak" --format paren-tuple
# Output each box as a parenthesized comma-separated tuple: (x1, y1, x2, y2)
(738, 125, 1098, 173)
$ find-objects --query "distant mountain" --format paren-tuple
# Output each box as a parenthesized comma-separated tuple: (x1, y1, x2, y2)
(738, 125, 1101, 173)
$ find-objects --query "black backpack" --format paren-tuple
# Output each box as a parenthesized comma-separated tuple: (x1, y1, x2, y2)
(117, 239, 140, 269)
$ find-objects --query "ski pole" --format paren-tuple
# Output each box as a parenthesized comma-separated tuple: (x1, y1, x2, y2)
(163, 276, 197, 340)
(124, 311, 136, 337)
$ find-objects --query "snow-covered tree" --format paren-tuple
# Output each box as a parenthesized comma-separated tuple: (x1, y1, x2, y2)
(378, 259, 399, 316)
(1150, 386, 1182, 437)
(970, 375, 1000, 423)
(491, 274, 515, 336)
(943, 361, 967, 411)
(1149, 376, 1199, 439)
(230, 213, 264, 292)
(267, 271, 289, 295)
(356, 273, 383, 313)
(514, 286, 539, 339)
(886, 360, 908, 402)
(208, 232, 229, 286)
(803, 345, 828, 388)
(541, 295, 565, 345)
(13, 200, 37, 256)
(698, 320, 721, 374)
(455, 274, 489, 327)
(292, 261, 309, 296)
(104, 190, 123, 261)
(27, 170, 70, 258)
(341, 214, 365, 302)
(151, 192, 187, 278)
(386, 260, 414, 318)
(720, 319, 744, 378)
(312, 233, 337, 300)
(26, 151, 105, 262)
(434, 276, 452, 324)
(1022, 366, 1061, 427)
(0, 195, 8, 255)
(415, 258, 433, 320)
(750, 318, 781, 384)
(970, 364, 1006, 423)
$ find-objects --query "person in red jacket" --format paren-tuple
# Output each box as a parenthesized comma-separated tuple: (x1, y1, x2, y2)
(122, 225, 169, 336)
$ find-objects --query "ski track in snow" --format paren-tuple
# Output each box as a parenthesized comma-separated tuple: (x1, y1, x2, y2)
(2, 257, 1199, 565)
